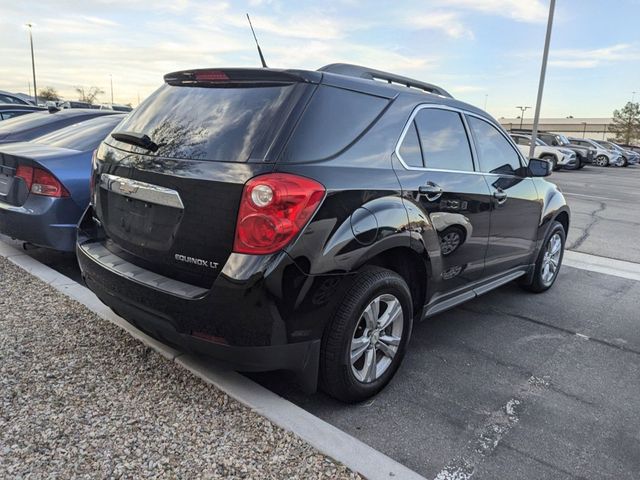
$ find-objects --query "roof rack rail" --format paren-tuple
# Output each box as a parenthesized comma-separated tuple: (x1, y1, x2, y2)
(318, 63, 452, 98)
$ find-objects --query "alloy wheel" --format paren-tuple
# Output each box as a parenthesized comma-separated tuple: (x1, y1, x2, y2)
(541, 232, 562, 286)
(595, 155, 608, 167)
(350, 294, 404, 383)
(441, 231, 461, 256)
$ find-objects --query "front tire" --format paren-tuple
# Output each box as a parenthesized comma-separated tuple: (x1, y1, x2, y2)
(542, 154, 558, 171)
(520, 221, 565, 293)
(319, 267, 413, 403)
(595, 155, 609, 167)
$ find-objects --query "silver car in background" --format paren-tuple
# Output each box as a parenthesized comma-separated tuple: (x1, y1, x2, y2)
(568, 137, 622, 167)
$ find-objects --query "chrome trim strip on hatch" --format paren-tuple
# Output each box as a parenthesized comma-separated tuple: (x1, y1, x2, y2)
(99, 173, 184, 209)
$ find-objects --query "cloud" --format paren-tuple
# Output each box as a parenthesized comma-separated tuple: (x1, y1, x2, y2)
(549, 44, 640, 68)
(439, 0, 548, 23)
(407, 12, 474, 39)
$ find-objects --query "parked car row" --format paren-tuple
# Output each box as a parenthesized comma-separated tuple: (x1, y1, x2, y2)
(508, 128, 640, 169)
(0, 64, 572, 402)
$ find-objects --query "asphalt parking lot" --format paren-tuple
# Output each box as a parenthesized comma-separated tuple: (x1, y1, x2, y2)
(553, 166, 640, 263)
(9, 164, 640, 479)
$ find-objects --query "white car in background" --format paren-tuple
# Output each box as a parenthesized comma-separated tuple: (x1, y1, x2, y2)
(568, 137, 622, 167)
(510, 133, 577, 170)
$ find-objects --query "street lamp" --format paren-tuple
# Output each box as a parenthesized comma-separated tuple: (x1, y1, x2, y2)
(528, 0, 556, 160)
(516, 106, 531, 129)
(581, 122, 587, 139)
(25, 23, 37, 105)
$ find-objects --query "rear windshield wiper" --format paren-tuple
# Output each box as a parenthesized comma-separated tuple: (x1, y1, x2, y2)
(111, 131, 159, 152)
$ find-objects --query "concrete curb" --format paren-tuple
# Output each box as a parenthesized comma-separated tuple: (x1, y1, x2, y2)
(1, 240, 426, 480)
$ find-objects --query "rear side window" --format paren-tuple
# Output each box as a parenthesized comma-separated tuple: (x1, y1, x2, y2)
(413, 108, 473, 171)
(467, 116, 521, 175)
(280, 85, 389, 163)
(398, 122, 423, 167)
(109, 83, 305, 162)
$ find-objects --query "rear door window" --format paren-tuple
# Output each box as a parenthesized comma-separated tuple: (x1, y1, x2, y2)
(109, 83, 307, 162)
(467, 116, 522, 175)
(413, 108, 474, 171)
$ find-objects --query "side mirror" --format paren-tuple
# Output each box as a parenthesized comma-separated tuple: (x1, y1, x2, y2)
(528, 158, 552, 177)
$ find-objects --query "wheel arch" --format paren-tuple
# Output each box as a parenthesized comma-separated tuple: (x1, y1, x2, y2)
(358, 246, 429, 320)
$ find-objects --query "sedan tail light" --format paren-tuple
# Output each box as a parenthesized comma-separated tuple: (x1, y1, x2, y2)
(15, 165, 69, 198)
(233, 173, 325, 255)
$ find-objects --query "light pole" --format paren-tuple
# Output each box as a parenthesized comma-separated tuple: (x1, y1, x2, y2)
(26, 23, 37, 105)
(516, 106, 531, 129)
(110, 74, 114, 104)
(581, 122, 587, 138)
(528, 0, 556, 160)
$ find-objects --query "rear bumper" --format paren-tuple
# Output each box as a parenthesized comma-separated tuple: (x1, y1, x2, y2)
(76, 206, 354, 378)
(84, 273, 320, 373)
(0, 195, 82, 251)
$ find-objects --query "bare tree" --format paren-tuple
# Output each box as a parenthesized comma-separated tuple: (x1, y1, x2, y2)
(75, 86, 105, 105)
(38, 86, 60, 102)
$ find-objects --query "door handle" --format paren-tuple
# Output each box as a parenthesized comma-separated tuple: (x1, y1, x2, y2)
(493, 189, 508, 204)
(418, 182, 443, 201)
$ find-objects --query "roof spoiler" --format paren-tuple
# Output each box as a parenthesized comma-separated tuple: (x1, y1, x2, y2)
(164, 68, 320, 86)
(318, 63, 452, 98)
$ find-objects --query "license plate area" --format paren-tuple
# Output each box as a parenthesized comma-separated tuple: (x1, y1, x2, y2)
(102, 191, 183, 251)
(0, 173, 13, 197)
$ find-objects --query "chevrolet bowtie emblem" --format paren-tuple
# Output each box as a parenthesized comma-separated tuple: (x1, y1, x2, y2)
(118, 181, 139, 195)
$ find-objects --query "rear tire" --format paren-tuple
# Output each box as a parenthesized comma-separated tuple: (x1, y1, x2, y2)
(520, 221, 565, 293)
(319, 267, 413, 403)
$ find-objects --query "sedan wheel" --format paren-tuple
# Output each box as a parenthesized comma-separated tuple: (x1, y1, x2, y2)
(440, 228, 463, 256)
(595, 155, 608, 167)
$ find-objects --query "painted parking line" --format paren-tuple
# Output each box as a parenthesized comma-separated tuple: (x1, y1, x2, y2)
(0, 239, 425, 480)
(563, 250, 640, 282)
(562, 192, 623, 202)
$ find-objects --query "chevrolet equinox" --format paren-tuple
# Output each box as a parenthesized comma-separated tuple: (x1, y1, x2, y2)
(77, 64, 570, 402)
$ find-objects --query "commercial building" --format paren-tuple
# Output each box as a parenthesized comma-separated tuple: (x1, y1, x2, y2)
(498, 117, 614, 140)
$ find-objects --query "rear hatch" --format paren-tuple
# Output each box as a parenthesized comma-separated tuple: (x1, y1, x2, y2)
(92, 68, 319, 288)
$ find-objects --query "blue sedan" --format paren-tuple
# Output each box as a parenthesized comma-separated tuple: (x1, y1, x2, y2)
(0, 114, 125, 251)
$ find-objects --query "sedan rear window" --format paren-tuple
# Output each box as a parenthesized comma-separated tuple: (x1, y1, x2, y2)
(33, 115, 124, 152)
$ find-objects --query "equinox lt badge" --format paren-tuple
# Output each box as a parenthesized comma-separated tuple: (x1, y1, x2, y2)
(174, 254, 219, 270)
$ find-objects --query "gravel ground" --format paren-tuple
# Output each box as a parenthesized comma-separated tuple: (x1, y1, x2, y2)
(0, 257, 360, 479)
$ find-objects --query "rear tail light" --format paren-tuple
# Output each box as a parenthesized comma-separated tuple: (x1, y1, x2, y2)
(15, 165, 69, 198)
(15, 165, 33, 191)
(233, 173, 325, 255)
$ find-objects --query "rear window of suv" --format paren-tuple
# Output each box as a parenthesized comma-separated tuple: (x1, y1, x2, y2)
(108, 83, 308, 163)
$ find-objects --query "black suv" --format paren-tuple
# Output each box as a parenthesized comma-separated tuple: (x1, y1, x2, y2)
(77, 64, 569, 402)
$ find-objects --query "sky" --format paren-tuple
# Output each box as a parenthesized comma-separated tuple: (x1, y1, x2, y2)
(2, 0, 639, 118)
